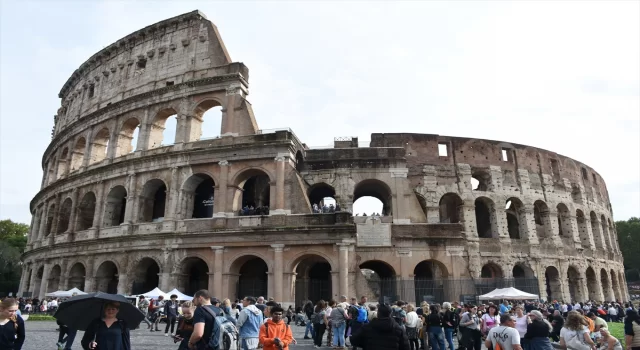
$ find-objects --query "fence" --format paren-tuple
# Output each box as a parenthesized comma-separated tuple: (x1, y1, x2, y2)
(295, 279, 332, 306)
(355, 277, 540, 305)
(236, 279, 268, 300)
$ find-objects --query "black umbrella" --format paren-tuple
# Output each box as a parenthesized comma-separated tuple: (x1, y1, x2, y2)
(54, 292, 145, 331)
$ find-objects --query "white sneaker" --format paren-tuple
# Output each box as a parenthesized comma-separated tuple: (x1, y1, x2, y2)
(164, 333, 169, 337)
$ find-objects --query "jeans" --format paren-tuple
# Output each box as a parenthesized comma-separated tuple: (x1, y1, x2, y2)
(141, 314, 152, 327)
(58, 327, 77, 350)
(305, 321, 314, 338)
(444, 328, 455, 350)
(428, 326, 446, 350)
(165, 316, 177, 334)
(332, 323, 346, 347)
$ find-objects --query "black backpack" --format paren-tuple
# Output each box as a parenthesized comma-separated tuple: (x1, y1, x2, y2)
(391, 308, 404, 325)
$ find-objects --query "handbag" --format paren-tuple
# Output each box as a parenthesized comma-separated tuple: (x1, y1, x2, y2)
(565, 329, 591, 350)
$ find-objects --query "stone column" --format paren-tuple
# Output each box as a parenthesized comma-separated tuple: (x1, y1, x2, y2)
(84, 258, 95, 292)
(165, 167, 180, 221)
(92, 181, 105, 229)
(59, 259, 69, 291)
(49, 194, 62, 243)
(82, 130, 93, 168)
(27, 212, 36, 245)
(159, 248, 174, 291)
(390, 168, 410, 222)
(521, 205, 540, 245)
(68, 188, 79, 234)
(211, 246, 224, 297)
(38, 201, 49, 240)
(28, 263, 38, 297)
(136, 109, 151, 151)
(337, 243, 349, 297)
(124, 173, 137, 224)
(117, 273, 128, 295)
(273, 154, 287, 214)
(106, 126, 118, 161)
(17, 265, 28, 297)
(271, 244, 284, 302)
(208, 272, 216, 294)
(215, 161, 229, 215)
(460, 200, 479, 240)
(39, 261, 51, 300)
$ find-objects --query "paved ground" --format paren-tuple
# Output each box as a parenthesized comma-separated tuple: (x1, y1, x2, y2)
(23, 320, 318, 350)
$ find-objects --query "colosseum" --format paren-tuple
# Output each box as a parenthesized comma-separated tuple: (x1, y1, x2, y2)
(19, 10, 628, 306)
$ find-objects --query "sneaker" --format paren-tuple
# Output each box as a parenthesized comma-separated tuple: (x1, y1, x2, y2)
(56, 342, 63, 350)
(164, 333, 169, 337)
(304, 336, 311, 339)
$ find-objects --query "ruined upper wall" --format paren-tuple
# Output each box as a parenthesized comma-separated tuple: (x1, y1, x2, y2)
(54, 10, 234, 134)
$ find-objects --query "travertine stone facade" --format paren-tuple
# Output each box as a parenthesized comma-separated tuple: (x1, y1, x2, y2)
(20, 11, 628, 306)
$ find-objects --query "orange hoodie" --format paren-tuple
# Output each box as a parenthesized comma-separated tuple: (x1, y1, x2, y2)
(259, 319, 293, 350)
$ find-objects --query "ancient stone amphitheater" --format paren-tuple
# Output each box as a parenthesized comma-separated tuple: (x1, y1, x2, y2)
(19, 10, 628, 305)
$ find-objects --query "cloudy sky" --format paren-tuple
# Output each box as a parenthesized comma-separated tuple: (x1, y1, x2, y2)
(1, 1, 638, 224)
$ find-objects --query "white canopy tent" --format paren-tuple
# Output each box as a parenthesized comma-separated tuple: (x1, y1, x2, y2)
(140, 287, 168, 299)
(45, 287, 88, 298)
(166, 288, 193, 301)
(478, 287, 539, 300)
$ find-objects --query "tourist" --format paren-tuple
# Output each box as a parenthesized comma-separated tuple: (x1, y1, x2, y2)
(164, 294, 179, 336)
(624, 309, 640, 350)
(221, 298, 238, 325)
(523, 310, 553, 350)
(55, 318, 77, 350)
(312, 300, 328, 348)
(484, 314, 522, 350)
(175, 302, 196, 350)
(426, 304, 445, 350)
(405, 304, 420, 350)
(442, 302, 458, 350)
(303, 300, 315, 339)
(514, 305, 528, 338)
(80, 301, 131, 350)
(138, 295, 152, 329)
(391, 301, 407, 328)
(482, 305, 500, 338)
(285, 305, 294, 325)
(588, 312, 608, 333)
(188, 290, 223, 350)
(259, 305, 293, 350)
(350, 303, 410, 350)
(599, 328, 623, 350)
(325, 300, 334, 347)
(237, 296, 263, 350)
(550, 310, 564, 342)
(460, 305, 482, 350)
(558, 311, 596, 350)
(329, 301, 348, 348)
(0, 298, 25, 350)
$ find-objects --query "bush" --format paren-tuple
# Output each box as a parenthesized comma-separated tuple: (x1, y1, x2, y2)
(25, 314, 56, 321)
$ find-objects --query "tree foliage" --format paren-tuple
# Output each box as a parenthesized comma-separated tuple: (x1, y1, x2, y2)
(616, 217, 640, 281)
(0, 219, 29, 295)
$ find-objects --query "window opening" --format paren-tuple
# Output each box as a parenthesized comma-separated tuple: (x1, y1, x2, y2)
(438, 143, 448, 157)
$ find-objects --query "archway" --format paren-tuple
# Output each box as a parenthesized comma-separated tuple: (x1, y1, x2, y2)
(57, 148, 69, 179)
(359, 260, 397, 303)
(557, 203, 572, 237)
(513, 264, 538, 295)
(439, 193, 463, 223)
(576, 210, 590, 246)
(131, 258, 160, 295)
(505, 198, 525, 239)
(75, 192, 96, 231)
(533, 200, 552, 238)
(590, 212, 603, 248)
(545, 266, 562, 301)
(68, 263, 86, 291)
(600, 268, 611, 301)
(96, 261, 118, 293)
(353, 179, 392, 216)
(182, 174, 215, 219)
(610, 269, 621, 302)
(103, 186, 127, 227)
(56, 198, 73, 234)
(45, 203, 55, 236)
(233, 169, 271, 215)
(116, 117, 141, 157)
(293, 255, 332, 305)
(477, 263, 505, 294)
(308, 183, 337, 213)
(475, 197, 497, 238)
(233, 256, 269, 299)
(586, 267, 598, 301)
(33, 266, 44, 297)
(90, 127, 110, 164)
(414, 260, 448, 303)
(139, 179, 167, 222)
(194, 100, 223, 140)
(567, 266, 583, 302)
(47, 265, 62, 293)
(148, 108, 178, 149)
(70, 137, 86, 171)
(180, 257, 209, 296)
(471, 170, 491, 191)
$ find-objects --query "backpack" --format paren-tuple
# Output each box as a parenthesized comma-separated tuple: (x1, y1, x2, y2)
(312, 311, 323, 324)
(201, 306, 224, 350)
(356, 306, 368, 323)
(391, 308, 404, 325)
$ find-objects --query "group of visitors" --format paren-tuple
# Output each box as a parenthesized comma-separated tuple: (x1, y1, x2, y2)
(14, 296, 60, 314)
(312, 203, 342, 214)
(240, 205, 270, 216)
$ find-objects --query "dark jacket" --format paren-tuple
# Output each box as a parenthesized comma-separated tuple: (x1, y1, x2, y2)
(81, 318, 131, 350)
(176, 317, 195, 350)
(164, 300, 178, 318)
(351, 317, 410, 350)
(0, 315, 25, 350)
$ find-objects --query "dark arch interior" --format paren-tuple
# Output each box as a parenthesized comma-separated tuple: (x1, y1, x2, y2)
(56, 199, 73, 234)
(513, 265, 525, 278)
(295, 256, 332, 305)
(182, 258, 209, 296)
(360, 260, 397, 303)
(237, 257, 268, 299)
(132, 258, 160, 295)
(354, 180, 392, 216)
(104, 186, 127, 227)
(439, 193, 463, 223)
(505, 199, 523, 239)
(475, 198, 493, 238)
(192, 177, 215, 218)
(47, 265, 62, 292)
(545, 266, 561, 301)
(76, 192, 96, 230)
(241, 175, 270, 212)
(295, 151, 305, 172)
(414, 261, 447, 303)
(140, 180, 166, 222)
(308, 184, 336, 211)
(481, 264, 502, 278)
(46, 205, 55, 235)
(96, 261, 118, 294)
(68, 263, 86, 290)
(471, 170, 491, 191)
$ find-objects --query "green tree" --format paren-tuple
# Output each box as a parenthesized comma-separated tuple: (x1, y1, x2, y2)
(0, 219, 29, 296)
(616, 217, 640, 281)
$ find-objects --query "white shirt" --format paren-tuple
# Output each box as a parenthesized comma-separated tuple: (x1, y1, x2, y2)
(487, 326, 521, 350)
(406, 311, 420, 328)
(608, 307, 617, 315)
(515, 315, 528, 337)
(50, 300, 58, 307)
(561, 304, 568, 313)
(560, 325, 590, 343)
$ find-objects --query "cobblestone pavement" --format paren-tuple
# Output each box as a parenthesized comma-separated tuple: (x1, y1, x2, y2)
(23, 320, 318, 350)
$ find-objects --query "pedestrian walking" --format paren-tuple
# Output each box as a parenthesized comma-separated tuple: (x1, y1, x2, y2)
(165, 294, 179, 336)
(237, 296, 263, 350)
(350, 303, 410, 350)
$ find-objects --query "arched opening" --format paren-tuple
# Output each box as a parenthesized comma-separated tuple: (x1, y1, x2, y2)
(293, 255, 332, 305)
(90, 127, 110, 164)
(180, 258, 209, 296)
(47, 265, 62, 293)
(571, 184, 583, 203)
(576, 210, 590, 246)
(610, 269, 621, 301)
(68, 263, 86, 291)
(75, 192, 96, 231)
(116, 117, 141, 157)
(471, 170, 491, 191)
(148, 108, 178, 149)
(103, 186, 127, 227)
(590, 212, 603, 248)
(57, 148, 69, 179)
(505, 198, 525, 239)
(475, 197, 497, 238)
(182, 174, 215, 219)
(295, 151, 305, 172)
(586, 267, 598, 301)
(481, 263, 503, 279)
(47, 158, 56, 184)
(353, 179, 392, 216)
(512, 263, 537, 293)
(96, 261, 118, 294)
(70, 137, 86, 171)
(439, 193, 463, 223)
(308, 183, 337, 213)
(544, 266, 562, 301)
(56, 198, 73, 234)
(359, 260, 397, 303)
(233, 169, 271, 215)
(45, 204, 55, 236)
(567, 266, 583, 302)
(477, 263, 506, 294)
(533, 200, 552, 238)
(414, 260, 448, 303)
(194, 100, 223, 140)
(139, 179, 167, 222)
(131, 258, 160, 295)
(600, 268, 611, 301)
(601, 215, 611, 250)
(232, 256, 269, 299)
(33, 266, 44, 297)
(557, 203, 572, 237)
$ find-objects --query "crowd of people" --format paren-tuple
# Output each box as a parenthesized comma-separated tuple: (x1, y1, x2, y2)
(239, 205, 270, 216)
(312, 203, 342, 214)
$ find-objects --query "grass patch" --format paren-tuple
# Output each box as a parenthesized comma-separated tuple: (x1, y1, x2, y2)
(25, 314, 56, 321)
(607, 322, 625, 344)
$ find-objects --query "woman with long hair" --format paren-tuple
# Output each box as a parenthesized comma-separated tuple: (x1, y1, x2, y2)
(174, 302, 196, 350)
(524, 310, 554, 350)
(406, 304, 420, 350)
(559, 311, 595, 350)
(312, 300, 328, 348)
(426, 304, 446, 350)
(599, 328, 623, 350)
(0, 298, 25, 350)
(514, 305, 528, 338)
(481, 305, 500, 338)
(81, 301, 131, 350)
(625, 309, 640, 350)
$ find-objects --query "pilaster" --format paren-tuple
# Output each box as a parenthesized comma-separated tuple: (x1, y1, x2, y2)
(271, 244, 284, 302)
